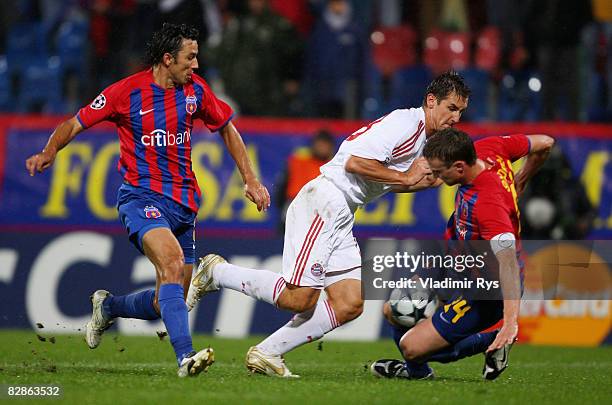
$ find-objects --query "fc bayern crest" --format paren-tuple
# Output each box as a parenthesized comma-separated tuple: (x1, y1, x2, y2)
(310, 262, 325, 277)
(185, 95, 197, 115)
(144, 205, 162, 219)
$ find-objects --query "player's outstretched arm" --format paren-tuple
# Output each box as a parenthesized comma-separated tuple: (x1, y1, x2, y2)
(25, 116, 84, 176)
(219, 122, 270, 211)
(514, 134, 555, 196)
(487, 237, 521, 352)
(346, 156, 431, 188)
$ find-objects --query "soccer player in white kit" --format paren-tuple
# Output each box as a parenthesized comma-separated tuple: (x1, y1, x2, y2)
(187, 71, 470, 377)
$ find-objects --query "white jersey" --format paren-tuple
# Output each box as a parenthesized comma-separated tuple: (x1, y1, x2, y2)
(320, 107, 427, 210)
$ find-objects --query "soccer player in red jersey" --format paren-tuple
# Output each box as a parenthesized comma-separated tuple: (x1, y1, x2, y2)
(371, 128, 554, 380)
(25, 23, 270, 377)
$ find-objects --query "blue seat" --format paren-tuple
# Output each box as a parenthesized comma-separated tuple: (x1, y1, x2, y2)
(17, 57, 65, 113)
(56, 20, 89, 78)
(389, 65, 433, 110)
(457, 67, 490, 122)
(6, 23, 49, 73)
(586, 70, 610, 122)
(0, 56, 12, 111)
(498, 70, 541, 122)
(361, 56, 388, 119)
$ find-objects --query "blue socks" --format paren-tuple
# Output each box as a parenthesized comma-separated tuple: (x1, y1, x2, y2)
(428, 331, 498, 363)
(158, 283, 194, 365)
(103, 289, 159, 320)
(101, 285, 194, 365)
(391, 325, 433, 378)
(391, 325, 497, 377)
(392, 324, 409, 352)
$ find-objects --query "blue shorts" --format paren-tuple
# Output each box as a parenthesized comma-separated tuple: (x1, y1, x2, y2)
(431, 298, 503, 344)
(117, 184, 197, 264)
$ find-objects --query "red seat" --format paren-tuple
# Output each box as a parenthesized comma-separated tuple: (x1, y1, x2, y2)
(371, 25, 418, 76)
(444, 31, 471, 71)
(475, 26, 501, 72)
(423, 29, 448, 75)
(424, 30, 471, 74)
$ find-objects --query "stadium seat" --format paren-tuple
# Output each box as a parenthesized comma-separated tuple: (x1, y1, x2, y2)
(371, 25, 418, 76)
(458, 67, 490, 122)
(444, 32, 471, 71)
(361, 56, 388, 119)
(423, 29, 448, 75)
(424, 30, 471, 75)
(0, 56, 12, 111)
(16, 57, 65, 113)
(389, 65, 433, 110)
(498, 70, 542, 122)
(6, 22, 49, 73)
(475, 26, 501, 73)
(56, 20, 89, 79)
(586, 70, 610, 122)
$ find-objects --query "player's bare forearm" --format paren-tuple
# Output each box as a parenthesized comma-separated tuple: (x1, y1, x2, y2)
(219, 122, 270, 211)
(219, 122, 257, 182)
(515, 135, 555, 196)
(25, 117, 83, 176)
(345, 156, 430, 187)
(496, 248, 521, 321)
(487, 247, 521, 351)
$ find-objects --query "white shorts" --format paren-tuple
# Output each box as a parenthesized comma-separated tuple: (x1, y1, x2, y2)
(282, 176, 361, 289)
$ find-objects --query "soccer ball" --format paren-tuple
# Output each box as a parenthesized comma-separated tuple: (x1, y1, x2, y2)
(388, 286, 438, 328)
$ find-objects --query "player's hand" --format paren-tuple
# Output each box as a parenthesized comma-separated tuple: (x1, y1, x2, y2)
(25, 148, 57, 176)
(419, 173, 439, 187)
(244, 178, 270, 212)
(486, 322, 518, 353)
(404, 157, 432, 186)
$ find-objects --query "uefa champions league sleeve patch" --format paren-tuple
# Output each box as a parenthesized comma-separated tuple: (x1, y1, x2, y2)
(90, 93, 107, 110)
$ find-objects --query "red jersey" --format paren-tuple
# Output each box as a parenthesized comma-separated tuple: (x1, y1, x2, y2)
(76, 69, 234, 212)
(446, 134, 531, 241)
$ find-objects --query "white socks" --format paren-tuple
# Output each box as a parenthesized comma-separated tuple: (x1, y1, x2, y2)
(256, 300, 341, 356)
(213, 263, 286, 305)
(213, 263, 343, 356)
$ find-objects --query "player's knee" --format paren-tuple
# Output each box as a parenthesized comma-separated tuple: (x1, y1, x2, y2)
(158, 254, 185, 284)
(333, 298, 363, 324)
(277, 287, 319, 313)
(399, 335, 425, 362)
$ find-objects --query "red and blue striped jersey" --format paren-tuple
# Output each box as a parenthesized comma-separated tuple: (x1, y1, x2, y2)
(446, 134, 531, 242)
(76, 69, 234, 213)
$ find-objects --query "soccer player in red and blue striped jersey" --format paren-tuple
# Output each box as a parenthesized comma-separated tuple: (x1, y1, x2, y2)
(25, 23, 270, 377)
(372, 128, 554, 381)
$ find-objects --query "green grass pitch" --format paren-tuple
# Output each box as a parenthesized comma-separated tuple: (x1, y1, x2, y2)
(0, 330, 610, 404)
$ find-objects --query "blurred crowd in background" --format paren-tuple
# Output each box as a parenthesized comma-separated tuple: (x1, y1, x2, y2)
(0, 0, 610, 122)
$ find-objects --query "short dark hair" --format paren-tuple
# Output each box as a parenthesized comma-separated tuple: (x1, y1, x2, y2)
(313, 129, 334, 144)
(145, 23, 199, 66)
(423, 71, 471, 105)
(423, 128, 476, 167)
